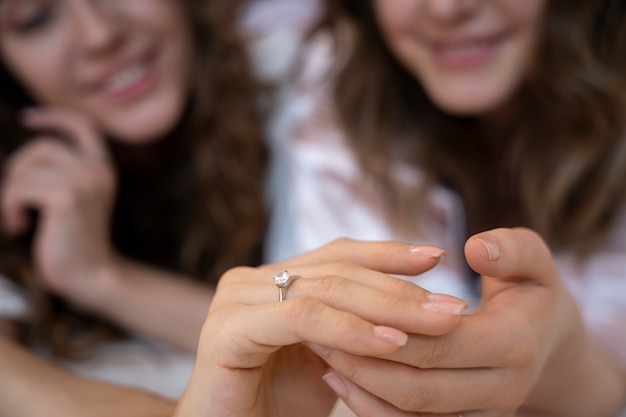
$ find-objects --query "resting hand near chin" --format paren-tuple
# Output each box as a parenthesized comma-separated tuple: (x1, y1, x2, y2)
(0, 107, 118, 307)
(174, 239, 467, 417)
(312, 228, 625, 417)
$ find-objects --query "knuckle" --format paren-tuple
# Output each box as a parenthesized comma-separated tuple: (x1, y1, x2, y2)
(327, 237, 356, 248)
(396, 386, 435, 411)
(217, 266, 256, 287)
(410, 338, 452, 369)
(319, 237, 356, 256)
(288, 296, 325, 321)
(310, 274, 340, 294)
(50, 188, 80, 209)
(316, 260, 358, 277)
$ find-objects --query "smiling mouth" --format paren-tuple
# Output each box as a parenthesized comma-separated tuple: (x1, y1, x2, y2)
(430, 34, 506, 69)
(104, 63, 149, 93)
(97, 57, 157, 102)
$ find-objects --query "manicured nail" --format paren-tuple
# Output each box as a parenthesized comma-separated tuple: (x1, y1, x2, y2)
(476, 238, 501, 261)
(428, 293, 466, 304)
(374, 326, 408, 346)
(305, 342, 330, 358)
(410, 245, 446, 258)
(422, 300, 467, 315)
(323, 371, 348, 399)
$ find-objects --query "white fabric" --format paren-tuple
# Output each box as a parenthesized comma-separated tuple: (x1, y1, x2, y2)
(240, 0, 322, 83)
(58, 339, 196, 400)
(265, 34, 626, 417)
(0, 273, 195, 399)
(0, 274, 29, 319)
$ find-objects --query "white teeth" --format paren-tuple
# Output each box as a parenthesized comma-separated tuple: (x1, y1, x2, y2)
(104, 64, 147, 93)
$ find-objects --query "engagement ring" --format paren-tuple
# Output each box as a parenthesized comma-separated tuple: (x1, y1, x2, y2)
(273, 270, 297, 302)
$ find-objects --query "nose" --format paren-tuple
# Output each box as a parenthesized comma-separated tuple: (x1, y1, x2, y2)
(421, 0, 481, 23)
(72, 1, 123, 56)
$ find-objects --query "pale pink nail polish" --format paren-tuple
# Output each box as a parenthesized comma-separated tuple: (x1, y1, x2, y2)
(410, 245, 446, 258)
(422, 301, 467, 315)
(323, 371, 348, 399)
(374, 326, 408, 346)
(305, 342, 330, 358)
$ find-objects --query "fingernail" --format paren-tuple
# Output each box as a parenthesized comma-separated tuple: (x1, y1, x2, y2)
(323, 371, 348, 399)
(305, 342, 330, 358)
(476, 238, 501, 261)
(374, 326, 408, 346)
(410, 245, 446, 258)
(422, 300, 467, 315)
(428, 293, 466, 304)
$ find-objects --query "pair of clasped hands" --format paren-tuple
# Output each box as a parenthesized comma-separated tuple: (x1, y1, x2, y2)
(176, 228, 593, 417)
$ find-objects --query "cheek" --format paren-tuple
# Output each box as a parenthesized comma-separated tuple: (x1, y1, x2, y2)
(2, 41, 71, 105)
(375, 0, 419, 40)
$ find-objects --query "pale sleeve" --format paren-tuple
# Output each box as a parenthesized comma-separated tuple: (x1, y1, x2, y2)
(263, 34, 474, 302)
(239, 0, 322, 83)
(557, 212, 626, 370)
(0, 274, 30, 320)
(559, 253, 626, 366)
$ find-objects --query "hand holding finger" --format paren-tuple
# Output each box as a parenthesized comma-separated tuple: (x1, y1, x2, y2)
(217, 264, 467, 337)
(21, 107, 109, 161)
(310, 229, 571, 416)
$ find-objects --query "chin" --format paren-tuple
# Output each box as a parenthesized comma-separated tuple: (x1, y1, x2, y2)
(103, 102, 185, 145)
(429, 89, 506, 117)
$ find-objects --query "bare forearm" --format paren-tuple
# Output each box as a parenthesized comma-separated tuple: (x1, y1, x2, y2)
(0, 335, 176, 417)
(88, 258, 214, 352)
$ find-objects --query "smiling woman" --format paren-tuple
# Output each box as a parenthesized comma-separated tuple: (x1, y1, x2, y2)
(0, 0, 267, 415)
(259, 0, 626, 416)
(0, 0, 194, 142)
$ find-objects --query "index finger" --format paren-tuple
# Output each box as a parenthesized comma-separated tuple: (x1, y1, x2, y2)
(273, 238, 447, 277)
(21, 108, 109, 161)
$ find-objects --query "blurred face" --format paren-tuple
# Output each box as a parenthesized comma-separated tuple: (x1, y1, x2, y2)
(0, 0, 194, 143)
(374, 0, 547, 117)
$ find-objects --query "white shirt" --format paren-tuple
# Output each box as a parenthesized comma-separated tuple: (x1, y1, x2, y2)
(265, 33, 626, 416)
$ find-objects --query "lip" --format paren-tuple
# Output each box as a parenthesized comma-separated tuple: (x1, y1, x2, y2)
(89, 52, 158, 103)
(425, 32, 507, 70)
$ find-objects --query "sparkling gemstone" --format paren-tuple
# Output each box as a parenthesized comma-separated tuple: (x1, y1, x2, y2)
(273, 270, 290, 287)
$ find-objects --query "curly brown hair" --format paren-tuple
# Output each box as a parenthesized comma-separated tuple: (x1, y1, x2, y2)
(0, 0, 267, 357)
(321, 0, 626, 253)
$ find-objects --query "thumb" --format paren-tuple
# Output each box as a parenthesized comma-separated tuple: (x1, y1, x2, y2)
(464, 228, 560, 294)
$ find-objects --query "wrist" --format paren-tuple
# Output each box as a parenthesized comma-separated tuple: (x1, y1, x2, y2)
(524, 293, 626, 417)
(72, 254, 129, 313)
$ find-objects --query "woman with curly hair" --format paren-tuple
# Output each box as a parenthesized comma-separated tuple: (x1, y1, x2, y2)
(173, 1, 626, 416)
(0, 0, 266, 415)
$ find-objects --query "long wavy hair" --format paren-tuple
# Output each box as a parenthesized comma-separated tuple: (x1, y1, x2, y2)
(0, 0, 267, 357)
(321, 0, 626, 253)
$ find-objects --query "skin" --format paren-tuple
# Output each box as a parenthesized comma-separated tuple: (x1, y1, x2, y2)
(175, 239, 466, 417)
(374, 0, 546, 123)
(303, 1, 625, 416)
(0, 0, 194, 142)
(0, 1, 212, 415)
(0, 0, 211, 351)
(177, 1, 626, 416)
(176, 232, 626, 417)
